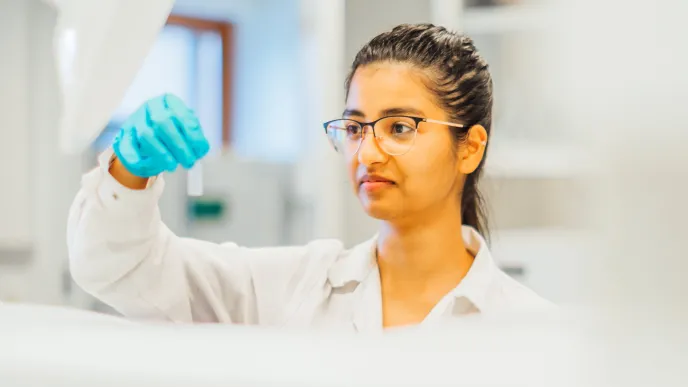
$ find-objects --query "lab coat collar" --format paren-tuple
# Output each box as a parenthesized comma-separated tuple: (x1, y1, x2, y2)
(448, 227, 500, 313)
(327, 226, 501, 313)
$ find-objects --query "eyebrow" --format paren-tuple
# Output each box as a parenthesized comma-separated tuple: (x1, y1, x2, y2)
(342, 107, 427, 119)
(381, 107, 427, 117)
(342, 109, 365, 118)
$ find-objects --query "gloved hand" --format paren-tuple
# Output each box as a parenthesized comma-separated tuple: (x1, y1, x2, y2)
(112, 93, 210, 178)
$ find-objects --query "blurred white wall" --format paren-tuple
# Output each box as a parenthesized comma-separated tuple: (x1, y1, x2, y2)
(558, 0, 688, 312)
(0, 0, 31, 252)
(0, 0, 32, 302)
(0, 0, 82, 304)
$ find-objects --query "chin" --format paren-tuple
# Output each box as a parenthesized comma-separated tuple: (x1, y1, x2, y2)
(358, 196, 399, 220)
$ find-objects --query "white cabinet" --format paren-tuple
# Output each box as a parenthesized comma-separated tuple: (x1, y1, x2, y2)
(0, 0, 32, 253)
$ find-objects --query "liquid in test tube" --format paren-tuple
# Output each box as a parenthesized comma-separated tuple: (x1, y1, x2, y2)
(187, 162, 203, 196)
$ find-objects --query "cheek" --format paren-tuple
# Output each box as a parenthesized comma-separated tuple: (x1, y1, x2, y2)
(401, 141, 458, 197)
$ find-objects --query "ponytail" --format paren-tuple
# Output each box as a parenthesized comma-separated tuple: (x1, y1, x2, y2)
(460, 170, 489, 242)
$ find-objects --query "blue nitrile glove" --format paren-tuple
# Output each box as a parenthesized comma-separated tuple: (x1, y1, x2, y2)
(112, 93, 210, 178)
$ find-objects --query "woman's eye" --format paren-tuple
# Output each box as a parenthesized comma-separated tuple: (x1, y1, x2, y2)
(391, 122, 413, 134)
(346, 125, 361, 135)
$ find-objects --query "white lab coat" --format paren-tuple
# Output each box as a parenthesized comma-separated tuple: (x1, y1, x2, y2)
(67, 150, 551, 331)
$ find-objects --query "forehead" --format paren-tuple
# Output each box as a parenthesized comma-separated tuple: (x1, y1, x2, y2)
(346, 62, 439, 118)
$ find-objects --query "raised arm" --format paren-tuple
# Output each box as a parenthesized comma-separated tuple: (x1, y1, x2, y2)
(67, 94, 343, 324)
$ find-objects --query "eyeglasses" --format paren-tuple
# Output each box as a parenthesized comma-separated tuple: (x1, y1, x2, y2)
(323, 115, 466, 156)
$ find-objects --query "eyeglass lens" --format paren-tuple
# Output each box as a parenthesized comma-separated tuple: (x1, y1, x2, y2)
(326, 116, 418, 155)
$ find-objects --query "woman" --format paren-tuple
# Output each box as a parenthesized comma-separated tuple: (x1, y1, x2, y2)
(68, 24, 550, 330)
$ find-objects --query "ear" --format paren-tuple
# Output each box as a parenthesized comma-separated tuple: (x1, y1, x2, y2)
(457, 124, 488, 175)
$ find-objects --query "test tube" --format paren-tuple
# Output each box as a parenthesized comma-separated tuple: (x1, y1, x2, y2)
(187, 162, 203, 196)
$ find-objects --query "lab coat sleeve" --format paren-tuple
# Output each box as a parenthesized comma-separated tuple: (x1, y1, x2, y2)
(67, 151, 343, 324)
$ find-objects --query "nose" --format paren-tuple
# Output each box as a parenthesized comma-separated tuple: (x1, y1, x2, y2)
(357, 125, 387, 166)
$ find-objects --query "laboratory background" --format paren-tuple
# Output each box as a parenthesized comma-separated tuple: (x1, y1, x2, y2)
(0, 0, 687, 320)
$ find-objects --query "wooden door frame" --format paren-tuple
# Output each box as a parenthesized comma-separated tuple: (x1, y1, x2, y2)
(166, 15, 234, 147)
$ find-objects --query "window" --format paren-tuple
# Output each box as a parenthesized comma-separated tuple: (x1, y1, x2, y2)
(93, 15, 233, 155)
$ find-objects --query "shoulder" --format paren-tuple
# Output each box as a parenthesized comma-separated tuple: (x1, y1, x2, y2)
(459, 227, 555, 311)
(493, 270, 556, 309)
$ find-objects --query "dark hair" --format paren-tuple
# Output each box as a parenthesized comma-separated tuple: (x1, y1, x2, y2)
(345, 23, 493, 238)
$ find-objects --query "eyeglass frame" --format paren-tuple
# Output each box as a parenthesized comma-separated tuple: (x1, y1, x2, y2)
(322, 115, 469, 156)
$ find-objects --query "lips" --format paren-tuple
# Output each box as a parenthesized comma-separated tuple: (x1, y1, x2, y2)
(358, 174, 395, 186)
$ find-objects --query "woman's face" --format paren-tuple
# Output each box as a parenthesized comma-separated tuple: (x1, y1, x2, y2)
(344, 62, 477, 222)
